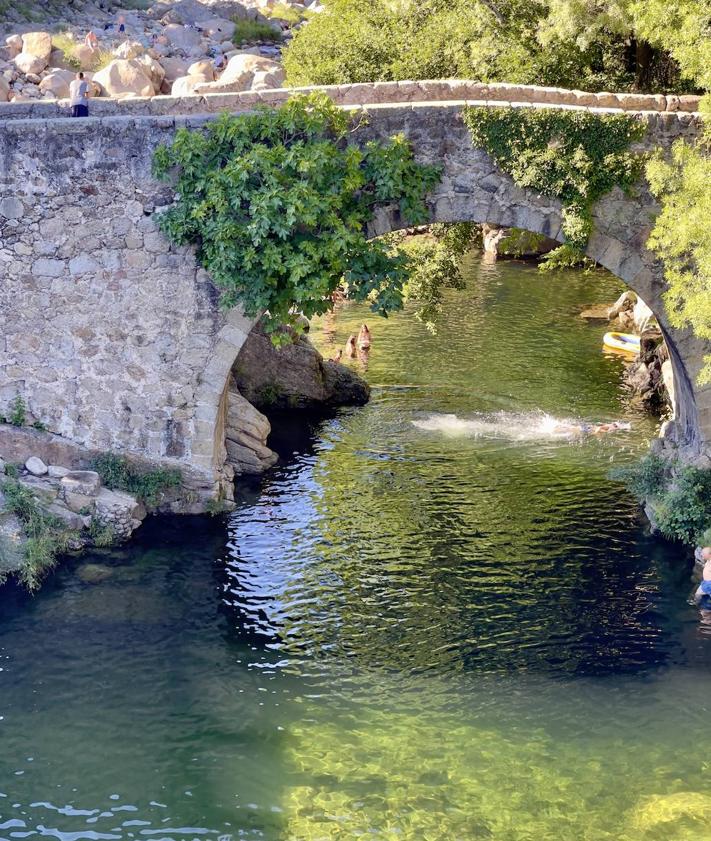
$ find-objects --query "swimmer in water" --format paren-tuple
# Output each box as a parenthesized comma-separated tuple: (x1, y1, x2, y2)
(551, 420, 631, 436)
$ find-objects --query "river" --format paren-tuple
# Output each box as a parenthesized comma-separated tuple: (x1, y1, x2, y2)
(1, 256, 710, 841)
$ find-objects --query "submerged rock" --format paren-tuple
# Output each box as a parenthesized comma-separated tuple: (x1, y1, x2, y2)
(233, 324, 370, 412)
(76, 562, 114, 584)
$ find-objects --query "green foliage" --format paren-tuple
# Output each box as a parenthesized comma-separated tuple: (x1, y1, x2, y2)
(462, 106, 645, 264)
(9, 395, 27, 428)
(3, 463, 19, 479)
(1, 478, 77, 591)
(646, 130, 711, 383)
(395, 223, 478, 329)
(231, 16, 282, 45)
(153, 93, 441, 336)
(612, 453, 711, 544)
(282, 0, 700, 93)
(267, 2, 304, 25)
(91, 453, 182, 507)
(611, 452, 667, 498)
(88, 518, 118, 548)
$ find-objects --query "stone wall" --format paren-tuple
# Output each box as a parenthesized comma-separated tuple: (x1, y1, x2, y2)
(0, 85, 709, 505)
(0, 80, 703, 121)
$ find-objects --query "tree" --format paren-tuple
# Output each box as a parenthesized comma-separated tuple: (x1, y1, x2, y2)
(153, 93, 441, 338)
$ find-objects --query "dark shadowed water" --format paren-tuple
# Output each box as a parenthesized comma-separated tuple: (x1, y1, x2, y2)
(2, 257, 711, 841)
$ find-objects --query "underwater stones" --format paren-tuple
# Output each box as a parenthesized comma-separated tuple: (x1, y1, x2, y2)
(76, 562, 114, 584)
(629, 791, 711, 830)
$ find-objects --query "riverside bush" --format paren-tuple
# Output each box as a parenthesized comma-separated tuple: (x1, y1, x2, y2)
(462, 107, 645, 267)
(612, 453, 711, 544)
(0, 478, 77, 590)
(91, 453, 182, 507)
(153, 93, 441, 338)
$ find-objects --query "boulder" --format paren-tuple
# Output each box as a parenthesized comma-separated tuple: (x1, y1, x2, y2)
(163, 23, 203, 51)
(134, 54, 166, 92)
(60, 470, 101, 513)
(225, 387, 277, 475)
(187, 59, 215, 80)
(232, 324, 370, 411)
(114, 40, 145, 60)
(251, 68, 285, 90)
(22, 31, 52, 62)
(48, 465, 69, 479)
(5, 34, 23, 58)
(38, 71, 73, 99)
(14, 51, 48, 75)
(0, 494, 26, 578)
(196, 53, 283, 94)
(94, 487, 144, 539)
(607, 290, 636, 320)
(73, 44, 98, 71)
(160, 55, 190, 83)
(196, 17, 236, 39)
(25, 456, 48, 476)
(171, 74, 209, 96)
(92, 59, 155, 98)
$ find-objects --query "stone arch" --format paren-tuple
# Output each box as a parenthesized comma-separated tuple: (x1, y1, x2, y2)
(368, 195, 705, 454)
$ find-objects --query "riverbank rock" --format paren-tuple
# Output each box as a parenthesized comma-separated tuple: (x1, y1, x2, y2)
(623, 330, 670, 415)
(225, 386, 278, 475)
(481, 223, 557, 259)
(233, 324, 370, 411)
(0, 487, 26, 580)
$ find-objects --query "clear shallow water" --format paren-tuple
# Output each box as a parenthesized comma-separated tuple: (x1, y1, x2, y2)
(2, 257, 711, 841)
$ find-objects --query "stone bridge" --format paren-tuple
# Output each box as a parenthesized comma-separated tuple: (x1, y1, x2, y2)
(0, 81, 708, 504)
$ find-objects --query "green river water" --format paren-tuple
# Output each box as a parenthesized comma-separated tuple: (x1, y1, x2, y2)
(1, 257, 711, 841)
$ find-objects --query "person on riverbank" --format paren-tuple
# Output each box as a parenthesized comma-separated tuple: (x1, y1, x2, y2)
(69, 72, 89, 118)
(693, 548, 711, 609)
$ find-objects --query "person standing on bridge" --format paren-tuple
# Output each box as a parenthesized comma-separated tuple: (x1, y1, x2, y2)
(69, 72, 89, 118)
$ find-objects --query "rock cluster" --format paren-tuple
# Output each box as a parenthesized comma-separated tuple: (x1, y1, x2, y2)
(225, 385, 278, 474)
(0, 0, 320, 103)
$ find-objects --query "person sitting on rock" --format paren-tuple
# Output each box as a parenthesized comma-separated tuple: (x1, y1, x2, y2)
(69, 72, 89, 118)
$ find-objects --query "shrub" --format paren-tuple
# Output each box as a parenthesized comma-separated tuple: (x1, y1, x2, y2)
(9, 395, 27, 428)
(612, 454, 711, 544)
(267, 2, 304, 25)
(232, 17, 282, 46)
(153, 93, 441, 340)
(91, 453, 182, 507)
(1, 478, 77, 591)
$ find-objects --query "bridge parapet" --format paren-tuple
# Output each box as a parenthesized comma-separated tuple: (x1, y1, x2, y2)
(0, 79, 703, 122)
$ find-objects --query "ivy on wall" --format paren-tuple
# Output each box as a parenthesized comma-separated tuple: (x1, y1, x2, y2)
(153, 93, 441, 340)
(462, 106, 646, 268)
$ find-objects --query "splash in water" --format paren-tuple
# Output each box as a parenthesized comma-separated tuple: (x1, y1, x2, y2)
(412, 411, 631, 441)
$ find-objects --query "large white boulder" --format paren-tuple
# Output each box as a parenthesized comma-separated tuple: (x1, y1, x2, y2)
(196, 53, 283, 94)
(92, 59, 155, 98)
(22, 31, 52, 62)
(160, 55, 190, 83)
(171, 74, 208, 96)
(114, 40, 145, 60)
(251, 67, 285, 90)
(163, 23, 203, 51)
(187, 59, 215, 80)
(196, 17, 236, 40)
(134, 54, 165, 92)
(38, 70, 74, 99)
(14, 51, 48, 75)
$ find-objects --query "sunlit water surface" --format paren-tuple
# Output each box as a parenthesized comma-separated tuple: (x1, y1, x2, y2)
(2, 257, 711, 841)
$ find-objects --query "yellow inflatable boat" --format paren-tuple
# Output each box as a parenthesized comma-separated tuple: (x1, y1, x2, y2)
(603, 331, 641, 354)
